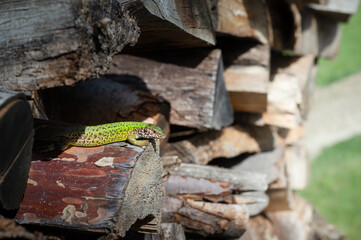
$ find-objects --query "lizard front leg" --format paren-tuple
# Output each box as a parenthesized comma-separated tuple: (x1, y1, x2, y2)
(127, 134, 149, 147)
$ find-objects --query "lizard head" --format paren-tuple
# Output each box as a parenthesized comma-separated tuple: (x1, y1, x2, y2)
(136, 123, 166, 139)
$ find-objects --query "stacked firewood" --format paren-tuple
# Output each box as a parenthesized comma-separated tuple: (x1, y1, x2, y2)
(1, 0, 359, 239)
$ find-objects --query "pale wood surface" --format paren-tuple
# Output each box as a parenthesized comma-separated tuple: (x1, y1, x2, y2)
(206, 0, 271, 44)
(221, 40, 270, 113)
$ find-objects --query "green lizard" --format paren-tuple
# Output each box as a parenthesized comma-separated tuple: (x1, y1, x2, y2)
(34, 120, 166, 152)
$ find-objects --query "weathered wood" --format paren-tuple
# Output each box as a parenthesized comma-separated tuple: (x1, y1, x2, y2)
(231, 147, 285, 184)
(309, 0, 360, 22)
(144, 223, 186, 240)
(239, 215, 279, 240)
(126, 0, 215, 51)
(162, 164, 268, 237)
(268, 1, 341, 59)
(163, 197, 248, 238)
(263, 71, 302, 129)
(206, 0, 271, 44)
(267, 0, 301, 51)
(167, 163, 268, 192)
(220, 40, 270, 113)
(15, 143, 163, 237)
(0, 0, 139, 91)
(265, 151, 294, 212)
(284, 145, 310, 190)
(294, 7, 341, 59)
(266, 194, 313, 240)
(0, 90, 33, 210)
(107, 49, 232, 130)
(271, 54, 317, 119)
(164, 125, 276, 165)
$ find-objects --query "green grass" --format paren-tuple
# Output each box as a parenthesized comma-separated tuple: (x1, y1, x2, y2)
(316, 5, 361, 86)
(299, 135, 361, 240)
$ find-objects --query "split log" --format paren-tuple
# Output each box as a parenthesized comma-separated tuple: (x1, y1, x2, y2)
(263, 71, 303, 129)
(294, 7, 341, 59)
(162, 163, 268, 238)
(309, 0, 360, 22)
(267, 0, 301, 52)
(268, 1, 341, 59)
(0, 0, 139, 91)
(284, 145, 310, 190)
(266, 194, 314, 240)
(0, 90, 33, 210)
(231, 147, 286, 184)
(15, 142, 163, 238)
(239, 215, 279, 240)
(107, 49, 233, 130)
(220, 40, 270, 113)
(164, 125, 276, 165)
(125, 0, 215, 51)
(1, 0, 216, 91)
(265, 151, 294, 212)
(205, 0, 271, 44)
(271, 54, 317, 119)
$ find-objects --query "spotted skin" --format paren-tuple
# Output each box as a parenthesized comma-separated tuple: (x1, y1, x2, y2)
(40, 121, 165, 151)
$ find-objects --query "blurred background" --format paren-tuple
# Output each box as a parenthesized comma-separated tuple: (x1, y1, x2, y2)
(300, 5, 361, 240)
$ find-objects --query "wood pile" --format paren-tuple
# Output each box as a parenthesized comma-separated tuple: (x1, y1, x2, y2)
(1, 0, 358, 239)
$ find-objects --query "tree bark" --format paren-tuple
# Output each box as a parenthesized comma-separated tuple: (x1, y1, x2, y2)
(0, 0, 140, 91)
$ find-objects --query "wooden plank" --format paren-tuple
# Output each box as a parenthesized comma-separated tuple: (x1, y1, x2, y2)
(220, 40, 270, 113)
(205, 0, 271, 44)
(0, 0, 139, 91)
(15, 143, 163, 237)
(0, 90, 33, 210)
(107, 49, 233, 129)
(164, 125, 276, 165)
